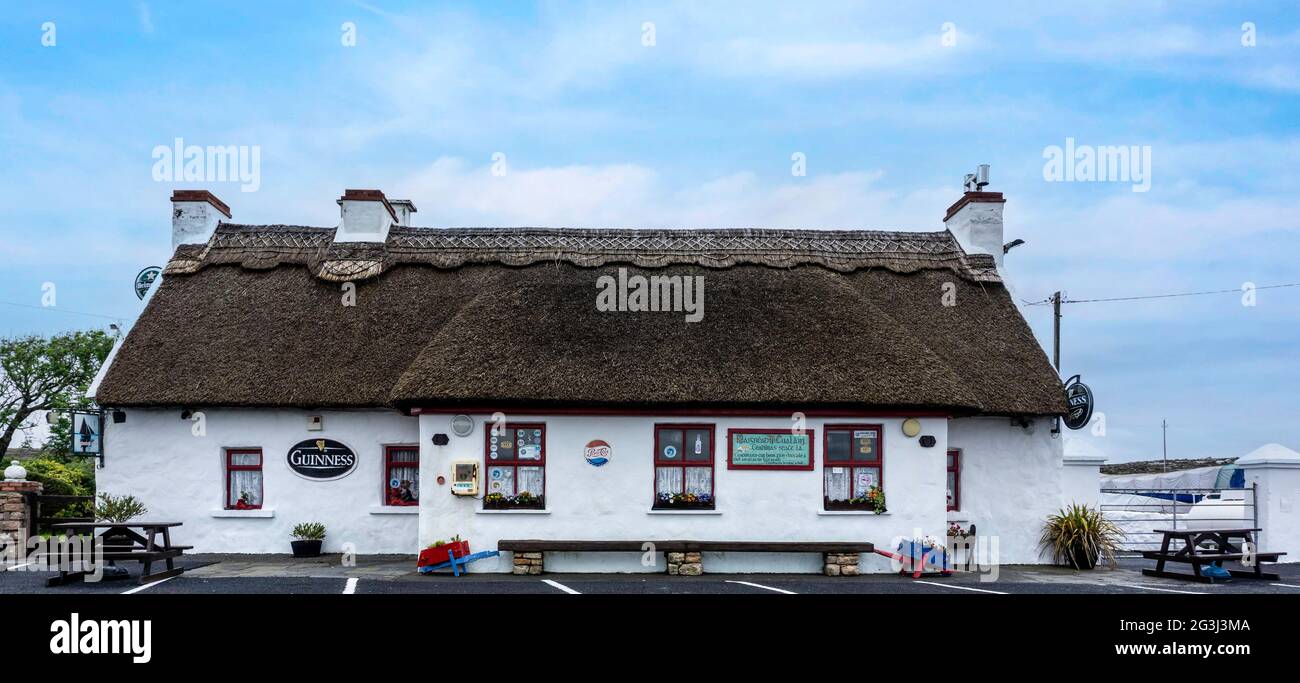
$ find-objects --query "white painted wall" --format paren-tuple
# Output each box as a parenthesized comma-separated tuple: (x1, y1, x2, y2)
(97, 408, 1075, 569)
(946, 416, 1067, 565)
(98, 408, 419, 554)
(418, 413, 957, 573)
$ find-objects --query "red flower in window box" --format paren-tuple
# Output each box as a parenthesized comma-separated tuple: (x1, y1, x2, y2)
(418, 538, 470, 568)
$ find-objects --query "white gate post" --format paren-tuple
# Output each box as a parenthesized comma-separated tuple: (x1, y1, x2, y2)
(1236, 444, 1300, 560)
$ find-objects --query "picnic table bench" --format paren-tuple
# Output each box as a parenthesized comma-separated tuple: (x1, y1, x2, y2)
(45, 521, 189, 586)
(1141, 527, 1284, 583)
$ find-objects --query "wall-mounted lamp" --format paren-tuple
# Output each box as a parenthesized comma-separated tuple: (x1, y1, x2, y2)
(432, 433, 450, 446)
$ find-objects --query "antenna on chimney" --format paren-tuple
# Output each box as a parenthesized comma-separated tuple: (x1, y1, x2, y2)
(964, 164, 991, 192)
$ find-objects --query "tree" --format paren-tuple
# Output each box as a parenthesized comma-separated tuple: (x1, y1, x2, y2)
(0, 330, 115, 460)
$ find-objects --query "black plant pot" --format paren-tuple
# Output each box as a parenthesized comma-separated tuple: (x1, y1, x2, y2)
(1069, 546, 1098, 570)
(291, 540, 323, 558)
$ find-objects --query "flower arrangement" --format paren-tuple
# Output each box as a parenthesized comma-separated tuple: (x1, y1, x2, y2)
(233, 490, 258, 510)
(948, 522, 970, 538)
(654, 492, 714, 510)
(483, 491, 545, 510)
(825, 485, 886, 513)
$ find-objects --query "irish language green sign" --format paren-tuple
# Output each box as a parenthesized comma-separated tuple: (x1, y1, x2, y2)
(727, 429, 815, 470)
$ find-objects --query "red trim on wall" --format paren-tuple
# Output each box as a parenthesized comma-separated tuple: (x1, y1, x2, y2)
(725, 428, 816, 471)
(947, 448, 961, 512)
(412, 405, 949, 418)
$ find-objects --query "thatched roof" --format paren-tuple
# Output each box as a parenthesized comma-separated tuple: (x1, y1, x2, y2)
(96, 225, 1066, 415)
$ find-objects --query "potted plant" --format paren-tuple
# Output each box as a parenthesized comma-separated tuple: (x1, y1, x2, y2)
(1039, 503, 1121, 570)
(290, 521, 326, 557)
(95, 493, 148, 548)
(418, 534, 470, 568)
(233, 491, 258, 510)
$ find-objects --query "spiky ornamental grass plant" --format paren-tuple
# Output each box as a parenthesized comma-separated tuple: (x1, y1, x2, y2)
(1039, 503, 1122, 569)
(94, 493, 148, 523)
(291, 522, 326, 541)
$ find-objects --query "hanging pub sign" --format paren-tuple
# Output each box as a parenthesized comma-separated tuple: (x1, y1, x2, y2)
(70, 411, 103, 456)
(1063, 375, 1094, 430)
(134, 266, 162, 300)
(727, 429, 815, 470)
(286, 439, 358, 480)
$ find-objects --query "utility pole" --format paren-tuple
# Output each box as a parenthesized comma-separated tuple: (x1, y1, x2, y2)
(1052, 291, 1062, 371)
(1162, 419, 1168, 473)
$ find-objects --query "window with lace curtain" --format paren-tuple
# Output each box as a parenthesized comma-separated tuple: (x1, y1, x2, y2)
(653, 424, 715, 509)
(484, 423, 546, 509)
(225, 448, 263, 510)
(385, 445, 419, 506)
(823, 425, 883, 511)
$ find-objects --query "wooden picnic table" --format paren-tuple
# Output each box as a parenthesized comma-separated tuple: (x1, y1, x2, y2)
(1142, 527, 1284, 583)
(46, 521, 190, 586)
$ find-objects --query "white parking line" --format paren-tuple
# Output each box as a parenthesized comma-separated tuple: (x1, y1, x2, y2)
(121, 576, 179, 594)
(343, 577, 359, 594)
(724, 580, 796, 594)
(541, 579, 580, 594)
(913, 580, 1006, 594)
(1270, 583, 1300, 589)
(1114, 583, 1206, 595)
(2, 562, 34, 572)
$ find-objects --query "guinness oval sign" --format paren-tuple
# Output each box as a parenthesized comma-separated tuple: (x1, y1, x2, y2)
(1063, 375, 1094, 431)
(286, 439, 358, 481)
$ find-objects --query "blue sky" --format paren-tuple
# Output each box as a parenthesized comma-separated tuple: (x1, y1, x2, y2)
(1, 1, 1297, 462)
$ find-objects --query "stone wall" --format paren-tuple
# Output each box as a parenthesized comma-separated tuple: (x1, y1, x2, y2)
(0, 480, 42, 552)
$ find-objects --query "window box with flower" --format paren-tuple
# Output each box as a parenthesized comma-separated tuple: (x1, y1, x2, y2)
(654, 492, 714, 510)
(483, 490, 545, 510)
(823, 484, 886, 513)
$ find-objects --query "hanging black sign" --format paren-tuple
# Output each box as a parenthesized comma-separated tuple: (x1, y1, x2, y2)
(286, 439, 357, 480)
(1063, 375, 1094, 430)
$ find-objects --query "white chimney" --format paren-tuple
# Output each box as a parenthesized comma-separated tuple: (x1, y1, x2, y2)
(389, 199, 417, 227)
(335, 189, 398, 242)
(171, 190, 231, 250)
(943, 169, 1006, 267)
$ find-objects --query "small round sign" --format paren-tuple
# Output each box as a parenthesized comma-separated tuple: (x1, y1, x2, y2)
(451, 414, 474, 437)
(1063, 375, 1095, 430)
(134, 266, 162, 300)
(663, 445, 677, 459)
(584, 439, 611, 467)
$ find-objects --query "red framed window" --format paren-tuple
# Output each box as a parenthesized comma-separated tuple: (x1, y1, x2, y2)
(225, 448, 263, 510)
(484, 423, 546, 510)
(385, 445, 419, 506)
(947, 449, 960, 511)
(653, 424, 715, 509)
(823, 425, 883, 511)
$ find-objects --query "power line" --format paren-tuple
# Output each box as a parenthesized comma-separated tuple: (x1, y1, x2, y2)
(1023, 282, 1300, 307)
(0, 300, 127, 322)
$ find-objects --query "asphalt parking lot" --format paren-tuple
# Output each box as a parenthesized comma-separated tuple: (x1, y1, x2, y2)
(5, 554, 1300, 595)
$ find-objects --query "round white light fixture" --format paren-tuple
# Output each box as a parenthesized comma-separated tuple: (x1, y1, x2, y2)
(451, 414, 475, 437)
(901, 418, 922, 438)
